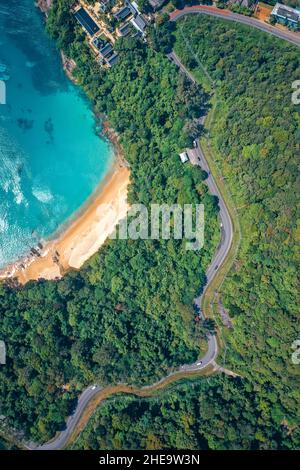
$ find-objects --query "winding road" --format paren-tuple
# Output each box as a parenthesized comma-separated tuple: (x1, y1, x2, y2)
(33, 385, 103, 450)
(32, 7, 300, 450)
(189, 144, 233, 313)
(170, 5, 300, 47)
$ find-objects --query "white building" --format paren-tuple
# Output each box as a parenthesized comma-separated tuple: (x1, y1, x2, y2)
(130, 14, 147, 35)
(179, 151, 189, 163)
(271, 3, 300, 27)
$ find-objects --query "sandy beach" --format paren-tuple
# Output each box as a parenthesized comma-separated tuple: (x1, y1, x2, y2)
(1, 8, 130, 285)
(0, 164, 130, 284)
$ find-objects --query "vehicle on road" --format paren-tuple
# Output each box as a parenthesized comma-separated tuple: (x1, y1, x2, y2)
(197, 361, 203, 366)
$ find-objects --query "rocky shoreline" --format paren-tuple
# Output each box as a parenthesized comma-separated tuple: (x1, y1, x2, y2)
(61, 51, 78, 84)
(35, 0, 53, 15)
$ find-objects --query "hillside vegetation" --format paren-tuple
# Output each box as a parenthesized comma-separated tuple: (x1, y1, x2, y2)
(174, 12, 300, 413)
(0, 1, 218, 442)
(74, 14, 300, 451)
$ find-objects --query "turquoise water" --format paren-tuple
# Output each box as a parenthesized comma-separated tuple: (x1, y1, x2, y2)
(0, 0, 112, 269)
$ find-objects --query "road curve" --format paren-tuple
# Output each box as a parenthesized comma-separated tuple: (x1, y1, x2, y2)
(32, 8, 299, 451)
(169, 5, 300, 47)
(34, 385, 103, 450)
(34, 102, 226, 454)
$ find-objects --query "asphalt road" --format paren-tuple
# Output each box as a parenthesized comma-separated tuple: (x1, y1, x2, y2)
(35, 385, 103, 450)
(170, 6, 300, 48)
(190, 145, 233, 294)
(34, 89, 227, 455)
(178, 142, 233, 373)
(33, 8, 299, 450)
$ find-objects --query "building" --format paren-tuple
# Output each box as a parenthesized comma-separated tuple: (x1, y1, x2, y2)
(96, 42, 119, 67)
(130, 14, 147, 35)
(179, 152, 189, 163)
(113, 6, 131, 21)
(148, 0, 166, 11)
(131, 1, 141, 14)
(92, 37, 105, 50)
(117, 22, 132, 37)
(99, 42, 114, 59)
(74, 7, 100, 36)
(125, 0, 140, 15)
(271, 3, 300, 28)
(230, 0, 251, 7)
(99, 0, 111, 13)
(106, 53, 119, 67)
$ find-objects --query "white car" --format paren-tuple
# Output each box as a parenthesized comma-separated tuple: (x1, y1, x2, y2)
(197, 361, 203, 366)
(91, 385, 97, 390)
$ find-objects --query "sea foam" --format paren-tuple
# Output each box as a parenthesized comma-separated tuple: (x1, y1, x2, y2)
(32, 186, 53, 203)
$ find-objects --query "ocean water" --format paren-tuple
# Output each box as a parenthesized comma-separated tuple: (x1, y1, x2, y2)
(0, 0, 112, 269)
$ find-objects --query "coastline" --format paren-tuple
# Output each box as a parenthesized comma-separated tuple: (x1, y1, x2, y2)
(0, 2, 131, 284)
(0, 164, 130, 284)
(35, 0, 53, 15)
(61, 51, 78, 84)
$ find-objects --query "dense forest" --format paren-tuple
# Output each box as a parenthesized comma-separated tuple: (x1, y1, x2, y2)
(73, 12, 300, 451)
(72, 375, 295, 450)
(174, 14, 300, 440)
(0, 1, 218, 442)
(108, 12, 300, 448)
(0, 1, 299, 449)
(55, 3, 300, 451)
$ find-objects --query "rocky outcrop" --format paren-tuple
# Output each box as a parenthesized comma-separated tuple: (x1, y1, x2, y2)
(61, 52, 78, 84)
(35, 0, 53, 15)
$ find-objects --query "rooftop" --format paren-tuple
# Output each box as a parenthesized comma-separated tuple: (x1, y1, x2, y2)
(99, 42, 114, 57)
(92, 37, 105, 50)
(272, 3, 300, 23)
(148, 0, 166, 10)
(130, 14, 147, 34)
(99, 0, 111, 12)
(179, 151, 189, 163)
(113, 6, 131, 21)
(106, 53, 119, 67)
(118, 22, 132, 36)
(74, 7, 100, 36)
(125, 0, 139, 15)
